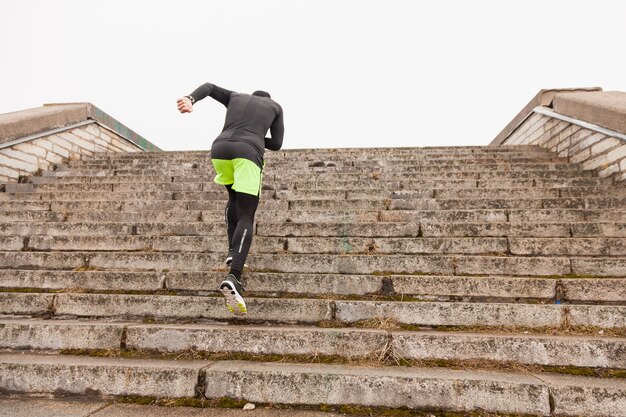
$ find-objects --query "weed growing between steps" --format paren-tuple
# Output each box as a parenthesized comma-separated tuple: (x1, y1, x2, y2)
(58, 348, 626, 379)
(317, 318, 626, 338)
(1, 286, 605, 305)
(115, 396, 540, 417)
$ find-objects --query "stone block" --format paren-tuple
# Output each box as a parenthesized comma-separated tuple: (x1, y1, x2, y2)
(57, 132, 96, 153)
(127, 324, 388, 358)
(0, 353, 206, 397)
(167, 271, 383, 295)
(54, 293, 333, 322)
(0, 165, 20, 179)
(204, 361, 550, 415)
(392, 331, 626, 368)
(541, 373, 626, 417)
(1, 148, 39, 164)
(570, 147, 592, 164)
(335, 300, 563, 327)
(0, 293, 54, 315)
(509, 238, 626, 256)
(0, 236, 23, 250)
(454, 256, 570, 276)
(604, 143, 626, 164)
(567, 305, 626, 329)
(72, 128, 97, 142)
(590, 137, 623, 156)
(391, 275, 555, 299)
(47, 135, 74, 151)
(44, 151, 65, 164)
(0, 153, 35, 171)
(14, 143, 47, 158)
(0, 270, 163, 292)
(571, 257, 626, 277)
(0, 319, 125, 350)
(84, 124, 101, 137)
(598, 163, 620, 178)
(31, 137, 54, 151)
(52, 144, 70, 158)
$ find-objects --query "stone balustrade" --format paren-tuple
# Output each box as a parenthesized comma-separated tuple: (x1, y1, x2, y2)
(0, 103, 159, 182)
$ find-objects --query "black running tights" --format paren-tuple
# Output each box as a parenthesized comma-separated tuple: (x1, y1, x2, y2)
(225, 185, 259, 280)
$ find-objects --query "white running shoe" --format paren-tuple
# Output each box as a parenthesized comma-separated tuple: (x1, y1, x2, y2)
(220, 274, 247, 316)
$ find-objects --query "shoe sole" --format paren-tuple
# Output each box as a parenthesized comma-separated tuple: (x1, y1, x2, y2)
(220, 281, 247, 316)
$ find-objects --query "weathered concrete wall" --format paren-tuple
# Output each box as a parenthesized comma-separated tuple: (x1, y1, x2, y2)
(0, 103, 159, 182)
(494, 89, 626, 181)
(501, 112, 626, 181)
(0, 123, 141, 182)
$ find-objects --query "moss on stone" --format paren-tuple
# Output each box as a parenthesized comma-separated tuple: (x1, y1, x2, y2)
(59, 346, 626, 380)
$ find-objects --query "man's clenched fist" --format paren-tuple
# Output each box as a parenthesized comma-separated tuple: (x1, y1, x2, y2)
(177, 97, 193, 113)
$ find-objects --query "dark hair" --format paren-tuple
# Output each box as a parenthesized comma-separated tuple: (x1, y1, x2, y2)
(252, 90, 271, 98)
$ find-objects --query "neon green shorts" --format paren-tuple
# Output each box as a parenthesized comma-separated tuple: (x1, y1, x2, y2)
(211, 158, 263, 196)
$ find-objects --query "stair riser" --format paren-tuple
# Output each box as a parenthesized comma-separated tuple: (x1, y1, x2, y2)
(0, 355, 203, 398)
(2, 321, 623, 369)
(2, 209, 624, 224)
(6, 251, 624, 277)
(3, 293, 624, 329)
(12, 236, 626, 256)
(2, 271, 624, 303)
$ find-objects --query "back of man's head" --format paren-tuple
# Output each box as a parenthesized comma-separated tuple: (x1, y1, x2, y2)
(252, 90, 271, 98)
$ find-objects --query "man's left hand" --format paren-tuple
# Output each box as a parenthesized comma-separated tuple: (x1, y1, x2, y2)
(177, 97, 193, 113)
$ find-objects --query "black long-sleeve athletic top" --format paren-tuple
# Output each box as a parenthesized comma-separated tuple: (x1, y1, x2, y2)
(189, 83, 284, 168)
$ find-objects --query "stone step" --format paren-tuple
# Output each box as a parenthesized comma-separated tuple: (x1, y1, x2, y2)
(1, 319, 624, 369)
(32, 173, 603, 186)
(0, 353, 205, 398)
(45, 160, 585, 173)
(3, 333, 615, 415)
(9, 186, 626, 203)
(0, 209, 382, 223)
(0, 220, 567, 237)
(87, 146, 551, 158)
(290, 169, 598, 181)
(68, 157, 570, 171)
(288, 196, 626, 211)
(2, 208, 625, 225)
(202, 361, 625, 416)
(73, 150, 557, 163)
(26, 177, 615, 193)
(90, 150, 555, 161)
(2, 270, 624, 302)
(40, 169, 598, 181)
(41, 199, 287, 212)
(21, 235, 508, 255)
(43, 163, 583, 178)
(10, 235, 626, 256)
(28, 177, 612, 192)
(70, 151, 566, 162)
(296, 177, 612, 190)
(3, 251, 624, 276)
(2, 219, 626, 238)
(2, 292, 625, 328)
(8, 196, 626, 213)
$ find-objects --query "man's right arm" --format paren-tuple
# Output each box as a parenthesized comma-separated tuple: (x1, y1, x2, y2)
(265, 105, 284, 151)
(188, 83, 234, 107)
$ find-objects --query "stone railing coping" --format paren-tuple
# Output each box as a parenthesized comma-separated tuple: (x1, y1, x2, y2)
(490, 87, 603, 146)
(552, 91, 626, 137)
(0, 103, 161, 151)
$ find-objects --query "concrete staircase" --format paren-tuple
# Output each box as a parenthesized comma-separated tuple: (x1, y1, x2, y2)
(0, 145, 625, 416)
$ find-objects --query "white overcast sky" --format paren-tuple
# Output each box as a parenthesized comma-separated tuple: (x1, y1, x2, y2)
(1, 0, 625, 151)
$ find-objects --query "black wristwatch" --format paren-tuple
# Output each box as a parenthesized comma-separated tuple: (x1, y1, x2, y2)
(185, 95, 195, 104)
